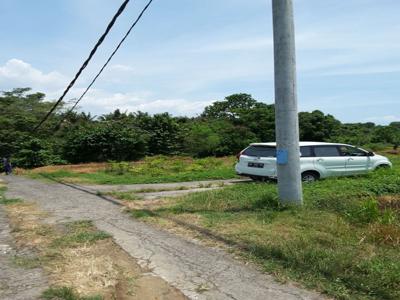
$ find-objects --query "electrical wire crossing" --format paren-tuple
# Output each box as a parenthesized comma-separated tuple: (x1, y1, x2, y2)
(33, 0, 131, 131)
(58, 0, 154, 129)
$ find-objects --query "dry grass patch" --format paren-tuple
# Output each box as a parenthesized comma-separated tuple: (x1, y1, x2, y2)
(378, 195, 400, 211)
(6, 202, 52, 249)
(28, 163, 108, 174)
(23, 155, 237, 185)
(367, 223, 400, 246)
(3, 202, 186, 300)
(117, 195, 177, 212)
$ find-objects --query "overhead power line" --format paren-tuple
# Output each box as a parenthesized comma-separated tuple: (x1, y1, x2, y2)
(58, 0, 154, 129)
(33, 0, 131, 131)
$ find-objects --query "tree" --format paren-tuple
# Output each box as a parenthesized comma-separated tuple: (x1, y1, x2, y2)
(0, 88, 63, 161)
(13, 138, 65, 168)
(201, 93, 275, 142)
(202, 93, 259, 120)
(132, 112, 185, 155)
(236, 102, 275, 142)
(372, 125, 400, 150)
(184, 122, 221, 157)
(212, 121, 257, 156)
(63, 122, 148, 163)
(299, 110, 341, 141)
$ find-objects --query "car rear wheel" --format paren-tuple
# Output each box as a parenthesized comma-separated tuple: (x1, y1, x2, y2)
(301, 171, 319, 183)
(250, 175, 267, 182)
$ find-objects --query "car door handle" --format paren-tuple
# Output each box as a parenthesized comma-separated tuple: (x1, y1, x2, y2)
(316, 159, 324, 162)
(347, 158, 354, 161)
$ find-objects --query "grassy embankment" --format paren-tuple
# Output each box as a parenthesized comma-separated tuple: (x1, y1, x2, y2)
(25, 155, 237, 185)
(123, 154, 400, 300)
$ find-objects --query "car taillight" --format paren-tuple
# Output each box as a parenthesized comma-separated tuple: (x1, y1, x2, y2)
(236, 150, 244, 161)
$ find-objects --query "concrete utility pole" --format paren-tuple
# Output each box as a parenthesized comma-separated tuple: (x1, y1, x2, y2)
(272, 0, 303, 205)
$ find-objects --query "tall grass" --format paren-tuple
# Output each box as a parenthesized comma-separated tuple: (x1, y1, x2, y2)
(134, 156, 400, 299)
(30, 155, 237, 184)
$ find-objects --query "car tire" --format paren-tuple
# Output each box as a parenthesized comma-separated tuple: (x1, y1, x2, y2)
(375, 164, 390, 170)
(301, 171, 320, 183)
(250, 175, 266, 182)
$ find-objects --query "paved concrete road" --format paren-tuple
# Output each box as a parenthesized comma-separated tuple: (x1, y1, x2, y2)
(82, 178, 250, 193)
(4, 175, 324, 300)
(0, 206, 48, 300)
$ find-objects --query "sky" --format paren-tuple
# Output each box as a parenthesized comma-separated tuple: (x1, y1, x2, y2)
(0, 0, 399, 124)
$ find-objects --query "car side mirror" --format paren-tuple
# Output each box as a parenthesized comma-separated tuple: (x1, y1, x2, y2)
(367, 151, 374, 156)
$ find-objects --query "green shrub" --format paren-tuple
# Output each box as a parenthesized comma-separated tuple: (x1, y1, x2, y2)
(63, 123, 148, 163)
(13, 138, 66, 169)
(42, 286, 102, 300)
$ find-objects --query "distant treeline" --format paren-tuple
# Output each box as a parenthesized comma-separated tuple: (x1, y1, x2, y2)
(1, 88, 399, 168)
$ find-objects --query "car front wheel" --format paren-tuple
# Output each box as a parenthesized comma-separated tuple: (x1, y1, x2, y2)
(375, 164, 390, 170)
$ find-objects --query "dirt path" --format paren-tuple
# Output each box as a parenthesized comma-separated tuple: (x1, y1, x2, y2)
(3, 175, 324, 300)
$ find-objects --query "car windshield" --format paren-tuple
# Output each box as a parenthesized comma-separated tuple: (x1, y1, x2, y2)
(243, 146, 276, 157)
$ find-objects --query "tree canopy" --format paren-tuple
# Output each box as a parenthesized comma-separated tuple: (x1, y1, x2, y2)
(1, 88, 398, 168)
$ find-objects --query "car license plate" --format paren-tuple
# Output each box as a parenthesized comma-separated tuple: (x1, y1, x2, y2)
(248, 162, 264, 168)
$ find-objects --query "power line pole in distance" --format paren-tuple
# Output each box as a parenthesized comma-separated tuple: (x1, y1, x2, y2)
(272, 0, 303, 205)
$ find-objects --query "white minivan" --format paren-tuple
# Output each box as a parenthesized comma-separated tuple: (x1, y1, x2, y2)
(235, 142, 392, 182)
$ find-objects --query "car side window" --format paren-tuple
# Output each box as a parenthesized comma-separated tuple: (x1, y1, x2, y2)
(300, 146, 313, 157)
(339, 146, 367, 157)
(243, 146, 276, 157)
(313, 146, 340, 157)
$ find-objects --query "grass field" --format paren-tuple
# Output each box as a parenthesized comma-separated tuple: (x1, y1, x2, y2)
(25, 155, 237, 184)
(127, 154, 400, 300)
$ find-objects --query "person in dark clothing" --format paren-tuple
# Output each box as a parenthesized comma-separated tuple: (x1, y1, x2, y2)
(3, 157, 12, 175)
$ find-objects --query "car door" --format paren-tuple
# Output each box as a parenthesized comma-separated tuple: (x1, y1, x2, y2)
(300, 146, 315, 170)
(313, 145, 345, 177)
(339, 146, 371, 175)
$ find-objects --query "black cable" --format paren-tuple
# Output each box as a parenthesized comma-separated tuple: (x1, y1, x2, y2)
(33, 0, 131, 131)
(58, 0, 154, 130)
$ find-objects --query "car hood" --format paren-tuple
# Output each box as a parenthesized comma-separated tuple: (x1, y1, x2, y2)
(373, 154, 391, 162)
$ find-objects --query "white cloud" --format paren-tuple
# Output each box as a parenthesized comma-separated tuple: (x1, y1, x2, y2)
(74, 89, 212, 116)
(0, 59, 68, 92)
(364, 115, 400, 125)
(0, 58, 212, 116)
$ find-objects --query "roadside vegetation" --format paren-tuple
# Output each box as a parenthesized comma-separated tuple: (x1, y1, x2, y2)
(25, 155, 237, 184)
(124, 154, 400, 300)
(1, 88, 399, 171)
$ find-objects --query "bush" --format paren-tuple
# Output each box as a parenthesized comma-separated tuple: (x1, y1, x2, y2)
(63, 123, 148, 163)
(13, 138, 66, 169)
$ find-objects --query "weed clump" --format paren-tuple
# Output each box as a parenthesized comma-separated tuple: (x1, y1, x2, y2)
(0, 198, 22, 205)
(51, 221, 110, 248)
(42, 286, 102, 300)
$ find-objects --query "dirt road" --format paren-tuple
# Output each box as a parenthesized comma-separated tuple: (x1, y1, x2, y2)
(3, 175, 323, 300)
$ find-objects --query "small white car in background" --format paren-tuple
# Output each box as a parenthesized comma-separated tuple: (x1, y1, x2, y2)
(235, 142, 392, 182)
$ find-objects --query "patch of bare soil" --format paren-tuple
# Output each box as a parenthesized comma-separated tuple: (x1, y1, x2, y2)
(378, 195, 400, 211)
(5, 202, 187, 300)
